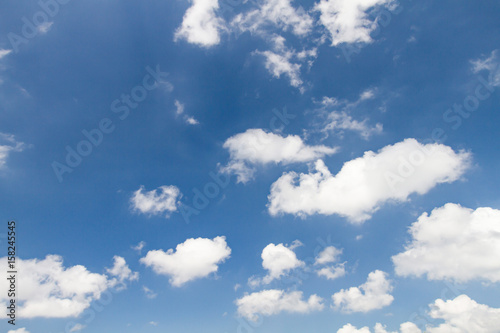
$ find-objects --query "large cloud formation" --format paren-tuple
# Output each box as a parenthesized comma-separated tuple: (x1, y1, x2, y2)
(140, 236, 231, 287)
(268, 139, 471, 222)
(336, 294, 500, 333)
(0, 255, 137, 318)
(393, 203, 500, 282)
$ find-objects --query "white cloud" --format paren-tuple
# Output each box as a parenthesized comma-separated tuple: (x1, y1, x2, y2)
(140, 236, 231, 287)
(317, 264, 346, 280)
(337, 324, 371, 333)
(471, 49, 500, 87)
(222, 128, 338, 183)
(268, 139, 471, 223)
(323, 111, 383, 139)
(332, 270, 394, 313)
(69, 324, 86, 332)
(315, 246, 342, 265)
(426, 295, 500, 332)
(314, 246, 346, 280)
(106, 256, 139, 289)
(315, 93, 383, 140)
(174, 0, 225, 47)
(236, 289, 324, 321)
(185, 116, 199, 125)
(360, 89, 376, 100)
(7, 329, 30, 333)
(174, 100, 200, 125)
(336, 295, 500, 333)
(392, 203, 500, 283)
(0, 133, 27, 168)
(0, 255, 129, 318)
(143, 286, 158, 299)
(249, 242, 305, 286)
(314, 0, 393, 46)
(256, 49, 304, 88)
(220, 160, 256, 184)
(0, 49, 12, 60)
(232, 3, 317, 89)
(132, 241, 146, 253)
(232, 0, 314, 38)
(337, 322, 421, 333)
(38, 21, 54, 34)
(130, 185, 181, 217)
(175, 100, 185, 115)
(149, 321, 159, 326)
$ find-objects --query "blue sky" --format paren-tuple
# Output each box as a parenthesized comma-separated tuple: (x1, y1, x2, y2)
(1, 0, 500, 332)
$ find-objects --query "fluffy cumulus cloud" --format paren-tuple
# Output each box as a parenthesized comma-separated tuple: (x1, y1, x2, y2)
(222, 128, 337, 183)
(174, 0, 225, 47)
(106, 256, 139, 288)
(317, 264, 346, 280)
(236, 289, 324, 321)
(0, 133, 27, 168)
(232, 0, 314, 37)
(268, 139, 471, 223)
(337, 324, 371, 333)
(392, 203, 500, 283)
(248, 241, 305, 287)
(315, 0, 394, 46)
(315, 245, 342, 265)
(332, 270, 393, 313)
(315, 246, 346, 280)
(472, 49, 500, 87)
(0, 255, 135, 318)
(130, 185, 181, 217)
(337, 322, 421, 333)
(426, 295, 500, 332)
(140, 236, 231, 287)
(337, 295, 500, 333)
